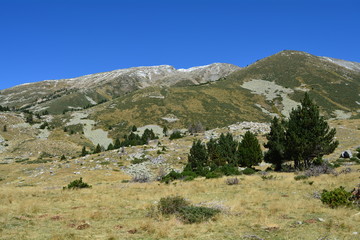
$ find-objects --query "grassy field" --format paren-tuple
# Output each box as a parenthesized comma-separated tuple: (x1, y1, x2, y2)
(0, 119, 359, 240)
(0, 165, 359, 240)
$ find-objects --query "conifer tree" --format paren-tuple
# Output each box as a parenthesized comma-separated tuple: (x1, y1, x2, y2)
(185, 140, 208, 175)
(264, 117, 286, 171)
(285, 93, 338, 169)
(114, 138, 121, 149)
(93, 144, 102, 154)
(107, 143, 114, 151)
(238, 131, 263, 168)
(80, 146, 87, 157)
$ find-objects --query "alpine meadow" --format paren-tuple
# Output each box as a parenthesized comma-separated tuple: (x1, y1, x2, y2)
(1, 50, 360, 240)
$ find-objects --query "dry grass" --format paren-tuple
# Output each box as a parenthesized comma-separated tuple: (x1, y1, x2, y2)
(0, 164, 359, 240)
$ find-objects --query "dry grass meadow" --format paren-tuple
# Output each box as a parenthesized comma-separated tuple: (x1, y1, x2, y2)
(0, 119, 359, 240)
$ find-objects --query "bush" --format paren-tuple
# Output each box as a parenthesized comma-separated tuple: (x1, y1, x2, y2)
(205, 171, 222, 179)
(218, 165, 241, 176)
(226, 177, 239, 185)
(64, 178, 91, 190)
(242, 168, 256, 175)
(158, 196, 189, 215)
(169, 131, 183, 140)
(305, 163, 335, 177)
(161, 170, 183, 184)
(294, 175, 309, 181)
(321, 186, 352, 208)
(178, 206, 220, 224)
(132, 173, 150, 183)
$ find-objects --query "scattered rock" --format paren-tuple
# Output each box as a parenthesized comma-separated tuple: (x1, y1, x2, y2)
(77, 223, 90, 230)
(128, 229, 137, 234)
(340, 150, 352, 158)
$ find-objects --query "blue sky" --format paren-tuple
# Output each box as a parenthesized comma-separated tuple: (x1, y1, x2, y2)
(0, 0, 359, 90)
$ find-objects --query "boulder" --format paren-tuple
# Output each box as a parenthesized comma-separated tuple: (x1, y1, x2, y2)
(340, 150, 352, 158)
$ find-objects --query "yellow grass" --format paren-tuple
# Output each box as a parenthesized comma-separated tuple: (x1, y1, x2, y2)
(0, 164, 359, 240)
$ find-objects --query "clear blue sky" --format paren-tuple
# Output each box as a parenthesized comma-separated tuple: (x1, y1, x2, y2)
(0, 0, 359, 90)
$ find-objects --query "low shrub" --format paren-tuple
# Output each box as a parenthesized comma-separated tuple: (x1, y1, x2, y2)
(205, 171, 223, 179)
(294, 175, 309, 181)
(183, 176, 195, 181)
(178, 206, 220, 224)
(169, 131, 183, 140)
(226, 177, 239, 185)
(242, 168, 256, 175)
(305, 163, 335, 177)
(132, 173, 150, 183)
(158, 196, 189, 215)
(64, 178, 91, 190)
(321, 186, 352, 208)
(218, 165, 241, 176)
(161, 170, 183, 184)
(131, 157, 148, 164)
(261, 175, 276, 180)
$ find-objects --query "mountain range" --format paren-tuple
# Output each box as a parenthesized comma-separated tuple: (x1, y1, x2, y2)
(0, 50, 359, 159)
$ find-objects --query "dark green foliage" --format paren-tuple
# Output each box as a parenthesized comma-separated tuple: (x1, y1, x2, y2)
(121, 129, 157, 147)
(357, 148, 360, 159)
(141, 128, 157, 143)
(242, 167, 256, 175)
(158, 196, 189, 215)
(161, 170, 184, 184)
(0, 105, 10, 111)
(156, 196, 220, 224)
(39, 122, 49, 129)
(64, 177, 92, 190)
(238, 131, 263, 168)
(321, 186, 351, 208)
(185, 140, 208, 175)
(214, 133, 238, 166)
(93, 144, 102, 154)
(264, 117, 286, 171)
(114, 138, 121, 149)
(217, 165, 241, 176)
(205, 171, 223, 179)
(80, 146, 87, 157)
(25, 113, 33, 124)
(60, 155, 66, 160)
(63, 127, 67, 132)
(169, 131, 183, 140)
(131, 125, 137, 132)
(131, 156, 148, 164)
(294, 175, 309, 181)
(285, 93, 338, 169)
(178, 206, 220, 224)
(107, 143, 114, 151)
(264, 93, 339, 170)
(3, 125, 7, 132)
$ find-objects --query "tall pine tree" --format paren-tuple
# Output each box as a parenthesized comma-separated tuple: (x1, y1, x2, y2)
(285, 93, 338, 169)
(264, 117, 286, 171)
(238, 131, 263, 168)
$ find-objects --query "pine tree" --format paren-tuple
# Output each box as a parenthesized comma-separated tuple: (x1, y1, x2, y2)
(285, 93, 338, 169)
(107, 143, 114, 151)
(93, 144, 102, 154)
(132, 125, 137, 132)
(238, 131, 263, 168)
(80, 146, 87, 157)
(114, 138, 121, 149)
(3, 125, 7, 132)
(185, 140, 208, 175)
(264, 117, 286, 171)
